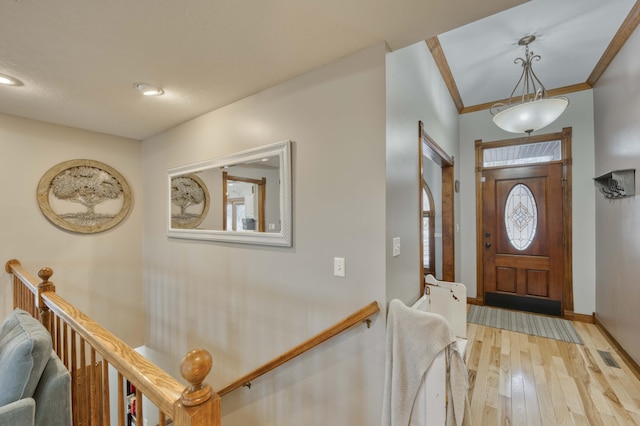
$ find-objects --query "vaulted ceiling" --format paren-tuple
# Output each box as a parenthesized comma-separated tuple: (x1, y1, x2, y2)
(432, 0, 639, 113)
(0, 0, 638, 140)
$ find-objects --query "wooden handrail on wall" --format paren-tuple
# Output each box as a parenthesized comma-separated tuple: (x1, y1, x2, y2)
(217, 301, 380, 397)
(5, 259, 220, 426)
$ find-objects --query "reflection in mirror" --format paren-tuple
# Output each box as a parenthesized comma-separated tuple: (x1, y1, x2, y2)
(171, 174, 210, 229)
(223, 172, 267, 232)
(167, 140, 292, 246)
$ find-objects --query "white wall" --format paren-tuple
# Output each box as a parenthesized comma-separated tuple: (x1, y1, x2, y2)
(0, 113, 144, 345)
(459, 90, 596, 315)
(593, 25, 640, 364)
(141, 44, 387, 425)
(386, 41, 460, 306)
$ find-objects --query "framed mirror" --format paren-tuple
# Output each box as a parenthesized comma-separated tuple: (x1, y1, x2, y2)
(167, 140, 292, 247)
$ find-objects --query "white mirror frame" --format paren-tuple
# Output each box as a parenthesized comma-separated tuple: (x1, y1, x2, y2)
(167, 140, 292, 247)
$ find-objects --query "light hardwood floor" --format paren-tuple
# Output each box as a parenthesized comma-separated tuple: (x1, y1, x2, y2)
(465, 319, 640, 425)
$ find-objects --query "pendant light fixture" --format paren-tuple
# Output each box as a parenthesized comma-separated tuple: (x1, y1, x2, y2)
(490, 35, 569, 135)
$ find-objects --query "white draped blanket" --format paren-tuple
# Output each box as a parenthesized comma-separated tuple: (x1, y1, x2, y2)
(382, 299, 470, 426)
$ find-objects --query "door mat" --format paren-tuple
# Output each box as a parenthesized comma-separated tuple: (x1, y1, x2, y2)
(467, 305, 583, 344)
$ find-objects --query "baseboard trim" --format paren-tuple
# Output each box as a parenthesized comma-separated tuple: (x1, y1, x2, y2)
(564, 310, 595, 323)
(466, 297, 482, 306)
(594, 313, 640, 382)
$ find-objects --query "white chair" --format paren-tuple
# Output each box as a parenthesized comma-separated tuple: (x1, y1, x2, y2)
(423, 274, 467, 339)
(409, 276, 469, 426)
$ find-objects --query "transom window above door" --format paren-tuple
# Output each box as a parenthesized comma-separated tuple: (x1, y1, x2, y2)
(483, 140, 561, 168)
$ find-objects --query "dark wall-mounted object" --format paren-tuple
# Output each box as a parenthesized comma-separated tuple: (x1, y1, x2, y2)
(593, 169, 635, 199)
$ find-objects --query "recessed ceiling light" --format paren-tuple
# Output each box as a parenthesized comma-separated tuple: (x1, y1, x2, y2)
(134, 82, 164, 96)
(0, 73, 23, 86)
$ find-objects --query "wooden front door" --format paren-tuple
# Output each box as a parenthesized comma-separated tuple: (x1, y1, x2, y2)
(482, 163, 564, 316)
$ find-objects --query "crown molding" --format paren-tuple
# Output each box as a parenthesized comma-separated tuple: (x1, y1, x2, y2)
(460, 83, 592, 114)
(588, 0, 640, 86)
(425, 37, 464, 113)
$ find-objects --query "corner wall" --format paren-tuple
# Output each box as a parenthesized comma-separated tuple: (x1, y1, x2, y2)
(141, 43, 387, 425)
(459, 90, 597, 315)
(593, 25, 640, 364)
(386, 41, 461, 306)
(0, 113, 144, 345)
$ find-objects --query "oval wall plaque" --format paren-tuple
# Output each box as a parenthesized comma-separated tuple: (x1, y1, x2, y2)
(37, 159, 132, 234)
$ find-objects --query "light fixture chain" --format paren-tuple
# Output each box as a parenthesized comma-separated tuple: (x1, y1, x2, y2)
(525, 50, 548, 100)
(506, 41, 549, 106)
(524, 44, 533, 101)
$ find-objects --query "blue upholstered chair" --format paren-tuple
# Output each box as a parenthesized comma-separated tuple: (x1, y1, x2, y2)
(0, 309, 72, 426)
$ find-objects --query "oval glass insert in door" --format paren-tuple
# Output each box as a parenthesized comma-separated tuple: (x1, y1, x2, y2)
(504, 183, 538, 250)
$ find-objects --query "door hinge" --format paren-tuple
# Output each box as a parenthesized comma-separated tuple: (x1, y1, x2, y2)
(481, 176, 486, 183)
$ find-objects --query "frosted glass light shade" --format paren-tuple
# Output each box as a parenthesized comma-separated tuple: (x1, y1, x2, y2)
(492, 97, 569, 134)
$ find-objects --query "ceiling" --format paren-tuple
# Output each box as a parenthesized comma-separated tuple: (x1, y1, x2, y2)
(0, 0, 524, 140)
(434, 0, 639, 112)
(0, 0, 637, 140)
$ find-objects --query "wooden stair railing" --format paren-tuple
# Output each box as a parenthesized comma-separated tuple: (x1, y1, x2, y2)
(6, 258, 380, 423)
(5, 259, 220, 426)
(217, 301, 380, 397)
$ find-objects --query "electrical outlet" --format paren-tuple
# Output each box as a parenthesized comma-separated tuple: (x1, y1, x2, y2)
(334, 257, 345, 277)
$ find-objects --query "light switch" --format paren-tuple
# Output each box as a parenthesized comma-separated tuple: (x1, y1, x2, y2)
(334, 257, 345, 277)
(393, 237, 401, 257)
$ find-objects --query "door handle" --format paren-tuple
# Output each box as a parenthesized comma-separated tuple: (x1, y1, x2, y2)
(485, 242, 491, 248)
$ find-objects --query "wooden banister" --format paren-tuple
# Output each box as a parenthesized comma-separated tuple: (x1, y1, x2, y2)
(42, 291, 184, 414)
(6, 258, 39, 298)
(217, 301, 380, 397)
(6, 258, 377, 424)
(6, 259, 220, 426)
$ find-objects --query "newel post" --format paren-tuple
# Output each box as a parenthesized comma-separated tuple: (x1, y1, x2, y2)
(37, 267, 56, 332)
(174, 349, 221, 426)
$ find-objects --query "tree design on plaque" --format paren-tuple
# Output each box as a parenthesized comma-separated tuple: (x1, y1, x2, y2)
(51, 167, 122, 222)
(171, 174, 209, 229)
(37, 159, 132, 234)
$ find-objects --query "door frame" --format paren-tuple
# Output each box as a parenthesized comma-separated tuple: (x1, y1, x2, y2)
(222, 172, 266, 232)
(474, 127, 574, 317)
(419, 121, 455, 296)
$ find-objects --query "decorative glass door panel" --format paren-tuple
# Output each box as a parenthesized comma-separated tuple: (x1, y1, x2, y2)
(504, 184, 538, 250)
